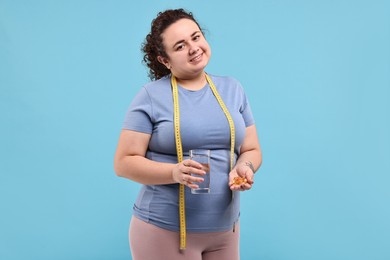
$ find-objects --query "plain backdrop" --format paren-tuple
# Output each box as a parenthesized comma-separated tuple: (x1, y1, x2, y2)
(1, 0, 389, 259)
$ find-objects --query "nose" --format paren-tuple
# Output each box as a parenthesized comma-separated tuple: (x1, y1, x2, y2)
(188, 43, 199, 55)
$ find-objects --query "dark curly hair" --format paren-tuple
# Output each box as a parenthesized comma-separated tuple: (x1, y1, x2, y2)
(141, 9, 202, 80)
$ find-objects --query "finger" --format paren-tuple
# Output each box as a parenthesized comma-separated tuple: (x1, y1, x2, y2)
(182, 174, 203, 185)
(230, 182, 251, 191)
(182, 174, 190, 184)
(229, 184, 242, 191)
(182, 160, 190, 167)
(186, 159, 205, 170)
(188, 175, 204, 184)
(186, 167, 206, 176)
(187, 183, 199, 189)
(181, 176, 201, 189)
(246, 172, 255, 183)
(231, 187, 244, 191)
(183, 159, 196, 168)
(241, 183, 252, 190)
(246, 178, 254, 185)
(182, 161, 206, 175)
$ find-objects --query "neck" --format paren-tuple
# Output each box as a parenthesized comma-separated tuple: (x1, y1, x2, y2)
(175, 72, 207, 91)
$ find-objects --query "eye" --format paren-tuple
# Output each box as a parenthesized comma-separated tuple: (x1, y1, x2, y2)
(193, 35, 201, 41)
(175, 43, 185, 51)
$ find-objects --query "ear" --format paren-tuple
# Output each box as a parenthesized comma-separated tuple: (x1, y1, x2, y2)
(157, 56, 171, 69)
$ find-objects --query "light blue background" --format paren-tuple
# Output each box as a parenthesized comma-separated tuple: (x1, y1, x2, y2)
(1, 0, 389, 259)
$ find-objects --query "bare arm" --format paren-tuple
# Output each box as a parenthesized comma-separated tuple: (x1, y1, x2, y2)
(114, 129, 205, 187)
(229, 124, 262, 190)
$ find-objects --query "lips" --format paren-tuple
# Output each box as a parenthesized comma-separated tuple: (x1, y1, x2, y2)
(190, 53, 203, 62)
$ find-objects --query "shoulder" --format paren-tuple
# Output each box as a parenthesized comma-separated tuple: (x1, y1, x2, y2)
(136, 76, 172, 102)
(207, 74, 244, 93)
(208, 74, 241, 85)
(142, 76, 171, 91)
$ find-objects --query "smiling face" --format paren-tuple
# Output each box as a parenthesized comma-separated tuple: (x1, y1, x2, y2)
(158, 18, 211, 80)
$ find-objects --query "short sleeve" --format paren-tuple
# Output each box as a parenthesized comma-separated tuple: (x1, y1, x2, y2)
(122, 87, 153, 134)
(238, 83, 255, 127)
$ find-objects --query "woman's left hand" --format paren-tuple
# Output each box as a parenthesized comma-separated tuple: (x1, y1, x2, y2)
(228, 162, 255, 191)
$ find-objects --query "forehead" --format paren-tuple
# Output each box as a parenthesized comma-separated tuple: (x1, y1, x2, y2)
(162, 18, 200, 44)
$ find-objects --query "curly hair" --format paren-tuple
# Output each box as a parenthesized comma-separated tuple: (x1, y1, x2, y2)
(141, 9, 202, 80)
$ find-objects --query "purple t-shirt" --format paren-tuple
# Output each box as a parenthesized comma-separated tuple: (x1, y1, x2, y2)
(123, 74, 255, 232)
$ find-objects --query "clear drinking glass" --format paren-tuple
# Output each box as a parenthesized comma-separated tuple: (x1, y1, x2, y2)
(189, 149, 211, 194)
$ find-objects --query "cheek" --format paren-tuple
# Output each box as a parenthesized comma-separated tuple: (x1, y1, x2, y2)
(207, 45, 212, 56)
(169, 53, 186, 64)
(201, 41, 211, 54)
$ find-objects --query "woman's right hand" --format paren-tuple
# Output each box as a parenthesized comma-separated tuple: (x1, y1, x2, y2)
(172, 160, 206, 189)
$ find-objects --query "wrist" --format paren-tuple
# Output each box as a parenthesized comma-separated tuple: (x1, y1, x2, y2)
(244, 161, 255, 174)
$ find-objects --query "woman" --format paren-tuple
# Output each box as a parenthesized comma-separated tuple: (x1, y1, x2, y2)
(114, 9, 262, 260)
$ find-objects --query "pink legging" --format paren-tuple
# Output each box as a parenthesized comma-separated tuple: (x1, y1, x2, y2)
(129, 216, 240, 260)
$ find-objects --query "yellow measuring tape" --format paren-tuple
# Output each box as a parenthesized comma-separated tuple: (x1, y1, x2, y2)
(171, 73, 235, 250)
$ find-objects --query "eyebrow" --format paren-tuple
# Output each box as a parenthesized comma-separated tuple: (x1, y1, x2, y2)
(172, 31, 201, 48)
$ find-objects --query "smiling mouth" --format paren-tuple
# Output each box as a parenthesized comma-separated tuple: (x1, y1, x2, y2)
(190, 53, 203, 62)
